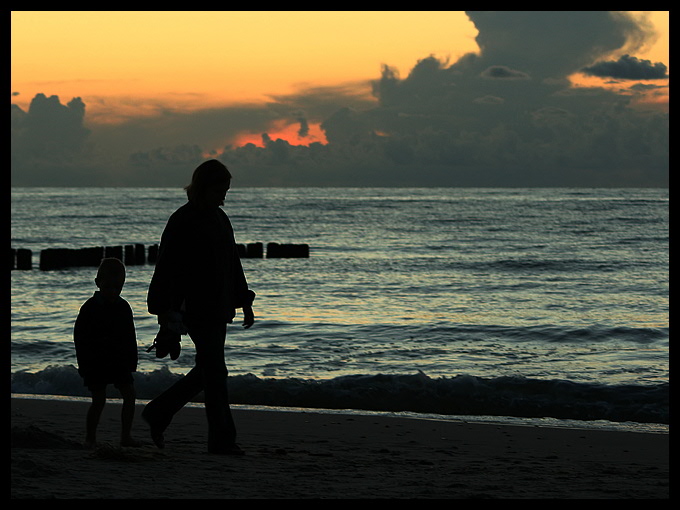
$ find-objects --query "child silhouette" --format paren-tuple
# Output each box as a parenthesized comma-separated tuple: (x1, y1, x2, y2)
(74, 257, 140, 448)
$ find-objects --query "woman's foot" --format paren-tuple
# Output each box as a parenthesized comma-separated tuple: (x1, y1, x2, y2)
(141, 407, 167, 449)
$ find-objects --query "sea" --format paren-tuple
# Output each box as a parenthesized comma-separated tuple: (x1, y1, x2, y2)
(11, 187, 669, 433)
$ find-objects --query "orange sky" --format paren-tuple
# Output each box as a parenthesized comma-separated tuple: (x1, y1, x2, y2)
(11, 11, 668, 149)
(10, 12, 478, 115)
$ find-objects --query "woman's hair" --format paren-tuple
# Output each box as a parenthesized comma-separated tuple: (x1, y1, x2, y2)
(184, 159, 232, 202)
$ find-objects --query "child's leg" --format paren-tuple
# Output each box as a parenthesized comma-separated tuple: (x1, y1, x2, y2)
(86, 387, 106, 447)
(118, 382, 141, 446)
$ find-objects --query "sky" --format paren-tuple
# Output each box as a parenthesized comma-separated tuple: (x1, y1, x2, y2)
(11, 11, 668, 187)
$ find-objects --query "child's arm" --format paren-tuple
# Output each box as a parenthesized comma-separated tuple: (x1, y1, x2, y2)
(73, 307, 96, 377)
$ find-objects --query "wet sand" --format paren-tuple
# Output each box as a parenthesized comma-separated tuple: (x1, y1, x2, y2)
(11, 396, 668, 499)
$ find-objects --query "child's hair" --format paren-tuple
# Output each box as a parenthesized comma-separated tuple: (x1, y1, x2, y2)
(97, 257, 126, 279)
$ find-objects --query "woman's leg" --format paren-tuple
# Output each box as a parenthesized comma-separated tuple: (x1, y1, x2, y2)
(141, 365, 203, 448)
(191, 322, 238, 452)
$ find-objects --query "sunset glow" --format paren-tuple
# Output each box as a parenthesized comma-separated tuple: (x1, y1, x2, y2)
(232, 120, 329, 148)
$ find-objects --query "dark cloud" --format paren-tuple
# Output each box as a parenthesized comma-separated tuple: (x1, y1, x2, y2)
(468, 11, 637, 79)
(12, 93, 89, 156)
(11, 93, 96, 185)
(11, 11, 668, 187)
(481, 66, 531, 80)
(296, 113, 309, 138)
(581, 54, 669, 80)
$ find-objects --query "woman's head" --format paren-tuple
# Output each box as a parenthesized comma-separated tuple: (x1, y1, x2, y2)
(185, 160, 232, 207)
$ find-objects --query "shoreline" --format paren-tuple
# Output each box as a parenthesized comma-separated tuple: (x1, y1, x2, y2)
(11, 392, 670, 435)
(11, 396, 669, 499)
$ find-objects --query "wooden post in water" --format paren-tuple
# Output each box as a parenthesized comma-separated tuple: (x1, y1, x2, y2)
(266, 243, 310, 258)
(104, 246, 123, 261)
(134, 243, 145, 265)
(16, 249, 32, 270)
(39, 248, 69, 270)
(246, 242, 264, 258)
(147, 244, 159, 264)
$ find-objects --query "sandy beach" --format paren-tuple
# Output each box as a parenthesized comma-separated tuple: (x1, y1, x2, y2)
(11, 396, 668, 499)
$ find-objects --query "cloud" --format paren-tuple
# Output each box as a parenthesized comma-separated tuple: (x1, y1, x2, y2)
(11, 93, 95, 185)
(12, 93, 89, 155)
(480, 66, 531, 80)
(11, 11, 668, 187)
(465, 11, 654, 80)
(296, 113, 309, 138)
(581, 54, 669, 80)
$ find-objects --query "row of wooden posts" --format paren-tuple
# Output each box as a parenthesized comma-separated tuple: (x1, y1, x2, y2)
(11, 242, 310, 271)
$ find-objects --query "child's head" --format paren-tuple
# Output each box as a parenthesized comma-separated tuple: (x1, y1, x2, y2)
(95, 258, 126, 301)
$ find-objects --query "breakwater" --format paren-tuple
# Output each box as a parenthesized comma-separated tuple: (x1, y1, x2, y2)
(11, 242, 310, 270)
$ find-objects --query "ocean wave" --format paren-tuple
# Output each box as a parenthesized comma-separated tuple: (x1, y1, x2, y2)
(11, 365, 668, 425)
(363, 322, 669, 345)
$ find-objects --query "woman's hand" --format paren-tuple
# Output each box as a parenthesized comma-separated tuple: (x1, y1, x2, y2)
(242, 305, 255, 329)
